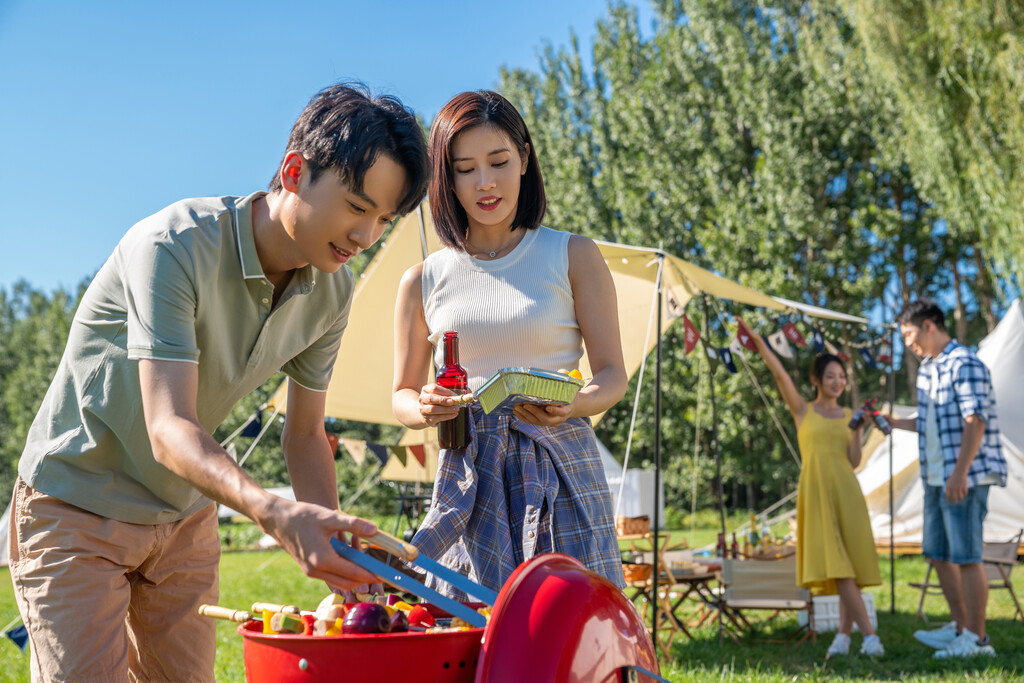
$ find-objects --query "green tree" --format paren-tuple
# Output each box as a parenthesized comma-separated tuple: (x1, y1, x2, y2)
(499, 0, 1007, 517)
(832, 0, 1024, 275)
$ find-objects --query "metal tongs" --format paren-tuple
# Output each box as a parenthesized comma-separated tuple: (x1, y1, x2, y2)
(330, 530, 497, 628)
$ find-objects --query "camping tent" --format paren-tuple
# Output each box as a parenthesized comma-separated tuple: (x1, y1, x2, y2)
(856, 299, 1024, 545)
(597, 440, 665, 522)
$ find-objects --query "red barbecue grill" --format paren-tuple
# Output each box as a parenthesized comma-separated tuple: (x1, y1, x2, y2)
(236, 552, 661, 683)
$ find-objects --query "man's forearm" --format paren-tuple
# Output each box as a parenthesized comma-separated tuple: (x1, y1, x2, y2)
(284, 432, 341, 511)
(954, 415, 986, 474)
(150, 414, 277, 527)
(888, 416, 917, 432)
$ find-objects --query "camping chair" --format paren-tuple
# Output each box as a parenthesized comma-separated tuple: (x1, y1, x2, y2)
(623, 548, 719, 653)
(622, 550, 687, 647)
(719, 555, 816, 645)
(910, 529, 1023, 623)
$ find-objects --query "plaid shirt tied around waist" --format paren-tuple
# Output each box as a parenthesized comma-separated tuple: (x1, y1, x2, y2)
(412, 408, 625, 599)
(916, 340, 1007, 488)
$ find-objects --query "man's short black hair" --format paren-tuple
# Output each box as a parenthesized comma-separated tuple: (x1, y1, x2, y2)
(270, 82, 429, 215)
(896, 299, 947, 330)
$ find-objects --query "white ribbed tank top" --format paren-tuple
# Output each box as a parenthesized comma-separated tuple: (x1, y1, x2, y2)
(421, 226, 583, 391)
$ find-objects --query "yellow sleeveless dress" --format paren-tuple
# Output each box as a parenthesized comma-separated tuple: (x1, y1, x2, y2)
(795, 407, 881, 595)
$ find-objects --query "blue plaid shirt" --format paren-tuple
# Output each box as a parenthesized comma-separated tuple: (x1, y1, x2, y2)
(412, 408, 625, 599)
(916, 341, 1007, 487)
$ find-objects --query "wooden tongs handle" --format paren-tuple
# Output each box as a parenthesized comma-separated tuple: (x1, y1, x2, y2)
(365, 528, 420, 562)
(198, 604, 253, 623)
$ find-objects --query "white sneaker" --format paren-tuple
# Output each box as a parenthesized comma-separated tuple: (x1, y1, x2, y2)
(934, 629, 996, 659)
(826, 633, 851, 658)
(860, 634, 885, 656)
(914, 620, 959, 649)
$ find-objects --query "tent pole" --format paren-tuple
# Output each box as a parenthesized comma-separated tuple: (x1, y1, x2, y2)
(888, 323, 896, 614)
(416, 203, 429, 260)
(702, 294, 726, 536)
(651, 256, 664, 650)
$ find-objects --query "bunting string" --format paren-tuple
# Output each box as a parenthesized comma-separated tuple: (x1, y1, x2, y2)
(705, 296, 802, 467)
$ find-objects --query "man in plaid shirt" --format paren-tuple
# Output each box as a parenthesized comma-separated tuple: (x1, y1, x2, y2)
(889, 300, 1007, 658)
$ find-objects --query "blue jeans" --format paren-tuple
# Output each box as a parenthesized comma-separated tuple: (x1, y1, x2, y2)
(922, 484, 989, 564)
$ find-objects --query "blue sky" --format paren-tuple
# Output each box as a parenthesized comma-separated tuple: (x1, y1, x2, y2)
(0, 0, 654, 293)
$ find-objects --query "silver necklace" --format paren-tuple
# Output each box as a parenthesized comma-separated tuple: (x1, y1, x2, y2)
(467, 230, 522, 259)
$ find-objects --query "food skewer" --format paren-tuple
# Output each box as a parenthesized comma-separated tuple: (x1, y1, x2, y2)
(251, 601, 300, 615)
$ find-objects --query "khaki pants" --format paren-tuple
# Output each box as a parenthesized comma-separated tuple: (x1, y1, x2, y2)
(8, 478, 220, 683)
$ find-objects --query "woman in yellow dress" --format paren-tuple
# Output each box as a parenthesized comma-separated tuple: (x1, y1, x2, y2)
(743, 320, 884, 658)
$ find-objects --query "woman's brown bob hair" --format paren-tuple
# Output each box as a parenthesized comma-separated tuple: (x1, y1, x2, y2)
(428, 90, 546, 249)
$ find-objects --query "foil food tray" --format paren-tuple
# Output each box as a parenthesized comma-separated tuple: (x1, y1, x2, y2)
(475, 367, 584, 415)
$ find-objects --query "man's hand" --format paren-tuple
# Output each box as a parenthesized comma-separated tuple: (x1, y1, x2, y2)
(260, 498, 381, 591)
(945, 469, 969, 504)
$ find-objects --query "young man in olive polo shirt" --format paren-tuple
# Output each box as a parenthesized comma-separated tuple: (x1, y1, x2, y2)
(9, 83, 428, 682)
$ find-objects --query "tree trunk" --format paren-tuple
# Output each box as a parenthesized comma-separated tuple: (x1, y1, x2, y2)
(898, 264, 919, 399)
(952, 258, 968, 341)
(972, 244, 998, 332)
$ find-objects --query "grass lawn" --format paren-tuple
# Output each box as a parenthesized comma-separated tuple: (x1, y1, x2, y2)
(2, 547, 1021, 681)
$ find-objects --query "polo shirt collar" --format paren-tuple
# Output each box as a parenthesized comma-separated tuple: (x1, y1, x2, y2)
(233, 191, 318, 292)
(234, 192, 268, 280)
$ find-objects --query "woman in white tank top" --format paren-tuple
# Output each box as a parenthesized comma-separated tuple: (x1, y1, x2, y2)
(392, 91, 628, 595)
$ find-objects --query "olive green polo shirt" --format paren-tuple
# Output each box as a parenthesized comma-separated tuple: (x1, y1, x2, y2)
(19, 192, 354, 524)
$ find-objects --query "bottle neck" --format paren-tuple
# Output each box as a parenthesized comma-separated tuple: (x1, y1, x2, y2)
(443, 334, 459, 366)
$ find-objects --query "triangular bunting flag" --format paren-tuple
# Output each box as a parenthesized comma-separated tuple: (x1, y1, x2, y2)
(409, 444, 426, 467)
(325, 433, 340, 457)
(683, 315, 700, 355)
(811, 328, 825, 353)
(240, 412, 262, 438)
(389, 445, 408, 467)
(226, 443, 238, 461)
(366, 443, 390, 467)
(767, 330, 794, 359)
(825, 339, 850, 362)
(728, 336, 744, 357)
(858, 348, 877, 369)
(341, 438, 367, 465)
(718, 347, 738, 373)
(666, 290, 686, 319)
(700, 337, 720, 372)
(782, 321, 807, 348)
(735, 318, 758, 351)
(4, 624, 28, 652)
